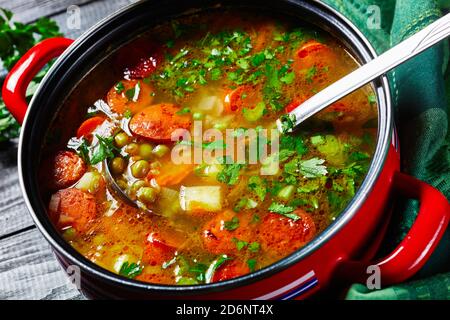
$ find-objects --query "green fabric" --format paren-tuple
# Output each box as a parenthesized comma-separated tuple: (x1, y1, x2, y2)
(322, 0, 450, 300)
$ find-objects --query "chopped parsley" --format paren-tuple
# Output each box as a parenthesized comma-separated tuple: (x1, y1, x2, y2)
(268, 202, 301, 221)
(123, 109, 132, 119)
(248, 176, 267, 201)
(280, 134, 308, 156)
(125, 81, 141, 102)
(232, 238, 248, 251)
(247, 259, 257, 272)
(216, 158, 245, 185)
(176, 107, 191, 115)
(305, 66, 317, 83)
(284, 157, 328, 179)
(224, 216, 240, 231)
(248, 242, 260, 253)
(279, 114, 296, 133)
(90, 135, 119, 165)
(114, 81, 125, 94)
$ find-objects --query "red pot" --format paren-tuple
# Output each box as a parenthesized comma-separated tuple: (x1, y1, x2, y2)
(2, 0, 449, 299)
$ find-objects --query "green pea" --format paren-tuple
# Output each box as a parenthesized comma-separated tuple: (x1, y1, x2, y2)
(130, 180, 147, 195)
(137, 187, 157, 204)
(152, 144, 170, 158)
(114, 132, 129, 148)
(125, 143, 139, 155)
(131, 160, 150, 178)
(111, 157, 126, 175)
(139, 143, 154, 160)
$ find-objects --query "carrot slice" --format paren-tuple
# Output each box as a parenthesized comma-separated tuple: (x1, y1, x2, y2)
(76, 116, 105, 138)
(129, 103, 192, 142)
(154, 162, 193, 187)
(106, 79, 155, 115)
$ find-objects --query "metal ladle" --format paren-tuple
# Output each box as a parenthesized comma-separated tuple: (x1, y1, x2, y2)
(277, 13, 450, 131)
(105, 13, 450, 210)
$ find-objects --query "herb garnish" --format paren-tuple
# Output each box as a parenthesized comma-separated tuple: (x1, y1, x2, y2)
(119, 262, 143, 279)
(268, 202, 300, 221)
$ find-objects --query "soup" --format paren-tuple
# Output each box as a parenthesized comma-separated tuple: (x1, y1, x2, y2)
(40, 11, 377, 285)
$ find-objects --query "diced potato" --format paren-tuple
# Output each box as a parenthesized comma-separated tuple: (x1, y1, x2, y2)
(75, 171, 103, 194)
(179, 186, 222, 213)
(155, 187, 181, 218)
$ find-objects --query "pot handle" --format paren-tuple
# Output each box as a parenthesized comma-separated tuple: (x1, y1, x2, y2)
(339, 172, 449, 286)
(1, 37, 74, 124)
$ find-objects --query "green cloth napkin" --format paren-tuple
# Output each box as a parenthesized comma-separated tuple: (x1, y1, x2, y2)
(322, 0, 450, 300)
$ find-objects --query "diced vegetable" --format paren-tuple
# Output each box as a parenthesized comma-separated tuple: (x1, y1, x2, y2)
(154, 187, 181, 218)
(194, 162, 223, 182)
(277, 185, 295, 201)
(118, 261, 143, 279)
(196, 95, 224, 115)
(180, 186, 222, 213)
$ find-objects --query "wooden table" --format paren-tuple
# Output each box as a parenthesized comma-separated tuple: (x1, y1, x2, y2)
(0, 0, 136, 300)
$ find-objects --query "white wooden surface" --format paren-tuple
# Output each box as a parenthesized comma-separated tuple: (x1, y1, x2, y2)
(0, 0, 136, 300)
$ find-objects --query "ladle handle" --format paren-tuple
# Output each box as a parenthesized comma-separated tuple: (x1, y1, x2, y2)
(280, 13, 450, 130)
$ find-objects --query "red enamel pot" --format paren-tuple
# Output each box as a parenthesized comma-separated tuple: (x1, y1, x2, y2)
(2, 0, 449, 299)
